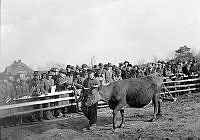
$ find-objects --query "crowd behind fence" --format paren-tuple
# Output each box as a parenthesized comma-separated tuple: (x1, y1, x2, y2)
(0, 59, 200, 126)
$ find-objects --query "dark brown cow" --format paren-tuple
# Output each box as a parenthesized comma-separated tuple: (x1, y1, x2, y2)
(85, 73, 163, 130)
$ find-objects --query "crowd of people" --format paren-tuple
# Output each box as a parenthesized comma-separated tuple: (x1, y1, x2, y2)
(0, 59, 200, 126)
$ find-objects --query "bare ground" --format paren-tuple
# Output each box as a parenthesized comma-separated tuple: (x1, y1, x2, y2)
(1, 92, 200, 140)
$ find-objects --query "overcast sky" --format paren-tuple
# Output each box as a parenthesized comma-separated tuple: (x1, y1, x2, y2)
(1, 0, 200, 71)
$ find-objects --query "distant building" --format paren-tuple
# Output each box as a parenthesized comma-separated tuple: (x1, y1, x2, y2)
(1, 60, 33, 78)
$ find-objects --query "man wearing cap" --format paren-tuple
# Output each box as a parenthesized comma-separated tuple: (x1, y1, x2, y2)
(77, 69, 100, 130)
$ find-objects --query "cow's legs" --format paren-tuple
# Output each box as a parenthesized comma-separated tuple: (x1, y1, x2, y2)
(150, 94, 158, 122)
(117, 108, 125, 128)
(157, 98, 162, 116)
(113, 103, 125, 130)
(156, 87, 162, 116)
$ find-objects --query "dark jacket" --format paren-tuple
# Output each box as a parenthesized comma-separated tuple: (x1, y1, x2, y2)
(182, 66, 191, 76)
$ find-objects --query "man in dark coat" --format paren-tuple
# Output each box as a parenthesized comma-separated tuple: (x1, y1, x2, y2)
(124, 64, 133, 79)
(77, 69, 100, 130)
(182, 63, 191, 77)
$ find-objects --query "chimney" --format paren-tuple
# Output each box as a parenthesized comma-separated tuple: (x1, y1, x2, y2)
(14, 60, 17, 63)
(18, 60, 21, 63)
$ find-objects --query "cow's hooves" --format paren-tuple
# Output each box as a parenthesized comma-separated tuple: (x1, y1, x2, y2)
(113, 129, 119, 133)
(82, 127, 90, 131)
(115, 123, 120, 128)
(117, 124, 125, 128)
(156, 113, 162, 117)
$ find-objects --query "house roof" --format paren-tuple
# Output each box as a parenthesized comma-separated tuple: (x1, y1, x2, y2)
(3, 60, 33, 76)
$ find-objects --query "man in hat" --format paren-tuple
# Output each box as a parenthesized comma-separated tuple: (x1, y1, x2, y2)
(40, 72, 55, 120)
(113, 68, 122, 81)
(80, 69, 88, 80)
(124, 61, 129, 68)
(77, 69, 100, 130)
(41, 73, 50, 93)
(82, 64, 88, 70)
(0, 78, 7, 106)
(53, 68, 68, 118)
(57, 68, 75, 117)
(0, 76, 16, 105)
(73, 72, 84, 89)
(98, 63, 104, 75)
(46, 68, 60, 118)
(15, 76, 23, 99)
(102, 63, 113, 84)
(76, 65, 81, 71)
(98, 63, 103, 68)
(66, 65, 71, 73)
(29, 71, 45, 121)
(47, 71, 55, 91)
(6, 76, 16, 99)
(124, 64, 133, 79)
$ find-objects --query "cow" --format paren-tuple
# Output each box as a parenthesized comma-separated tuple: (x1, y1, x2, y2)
(85, 73, 163, 130)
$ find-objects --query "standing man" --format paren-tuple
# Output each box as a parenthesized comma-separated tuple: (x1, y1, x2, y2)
(124, 64, 133, 79)
(77, 69, 100, 130)
(102, 63, 113, 84)
(41, 73, 54, 120)
(29, 71, 45, 121)
(6, 76, 16, 100)
(113, 68, 122, 81)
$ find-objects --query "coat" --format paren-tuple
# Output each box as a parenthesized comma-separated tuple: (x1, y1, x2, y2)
(80, 78, 100, 115)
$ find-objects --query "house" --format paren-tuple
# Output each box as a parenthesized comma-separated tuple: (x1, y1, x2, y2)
(1, 60, 34, 79)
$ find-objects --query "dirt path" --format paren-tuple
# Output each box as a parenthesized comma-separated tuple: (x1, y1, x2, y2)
(1, 92, 200, 140)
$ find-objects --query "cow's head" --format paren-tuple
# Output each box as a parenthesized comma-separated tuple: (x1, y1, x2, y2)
(152, 72, 163, 87)
(85, 84, 103, 106)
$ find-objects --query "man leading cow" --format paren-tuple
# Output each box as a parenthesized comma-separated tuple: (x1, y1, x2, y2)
(77, 68, 100, 130)
(85, 73, 163, 130)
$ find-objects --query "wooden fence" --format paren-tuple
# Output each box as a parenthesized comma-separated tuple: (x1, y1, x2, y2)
(0, 75, 199, 125)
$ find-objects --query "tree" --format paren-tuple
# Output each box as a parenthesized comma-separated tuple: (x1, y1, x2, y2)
(174, 45, 194, 62)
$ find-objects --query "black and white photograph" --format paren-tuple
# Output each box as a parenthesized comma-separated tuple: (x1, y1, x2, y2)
(0, 0, 200, 139)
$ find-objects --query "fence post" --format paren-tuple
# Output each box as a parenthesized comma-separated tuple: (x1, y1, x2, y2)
(174, 82, 177, 97)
